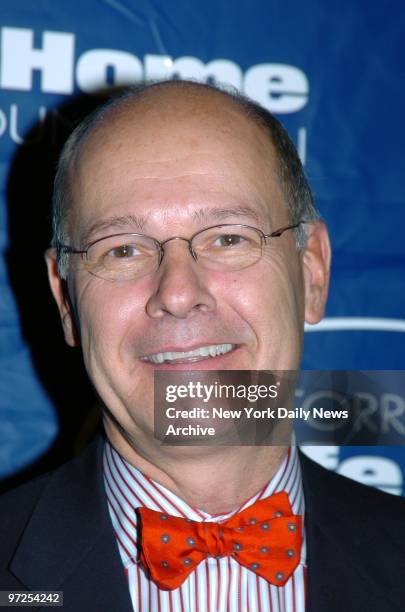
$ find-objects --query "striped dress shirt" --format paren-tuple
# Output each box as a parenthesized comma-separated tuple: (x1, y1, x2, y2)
(103, 440, 306, 612)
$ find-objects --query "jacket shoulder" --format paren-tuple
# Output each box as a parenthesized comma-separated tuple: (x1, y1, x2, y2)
(299, 449, 405, 520)
(300, 450, 405, 611)
(0, 437, 102, 574)
(0, 472, 51, 586)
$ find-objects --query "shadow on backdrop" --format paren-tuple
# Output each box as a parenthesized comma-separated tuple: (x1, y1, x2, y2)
(0, 90, 126, 494)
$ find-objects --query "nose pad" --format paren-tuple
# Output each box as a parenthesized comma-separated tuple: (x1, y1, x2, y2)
(188, 243, 198, 262)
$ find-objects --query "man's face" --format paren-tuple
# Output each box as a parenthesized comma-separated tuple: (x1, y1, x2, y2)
(47, 91, 330, 452)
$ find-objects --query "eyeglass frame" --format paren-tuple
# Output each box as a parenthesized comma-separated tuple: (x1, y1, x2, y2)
(56, 221, 303, 275)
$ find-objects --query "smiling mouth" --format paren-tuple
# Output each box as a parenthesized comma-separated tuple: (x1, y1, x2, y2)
(141, 343, 236, 364)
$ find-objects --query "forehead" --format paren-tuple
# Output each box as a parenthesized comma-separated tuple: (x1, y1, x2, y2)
(69, 89, 287, 240)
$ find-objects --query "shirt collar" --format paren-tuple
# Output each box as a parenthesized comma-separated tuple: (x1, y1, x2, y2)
(103, 439, 305, 567)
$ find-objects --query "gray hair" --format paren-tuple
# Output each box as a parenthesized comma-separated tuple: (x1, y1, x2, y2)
(52, 80, 319, 278)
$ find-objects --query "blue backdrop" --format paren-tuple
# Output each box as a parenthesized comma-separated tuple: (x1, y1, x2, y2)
(1, 1, 404, 494)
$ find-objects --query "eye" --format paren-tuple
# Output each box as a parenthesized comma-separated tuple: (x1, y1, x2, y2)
(107, 244, 140, 258)
(214, 234, 247, 248)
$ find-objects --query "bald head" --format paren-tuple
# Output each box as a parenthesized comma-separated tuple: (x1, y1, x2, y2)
(75, 81, 265, 176)
(52, 80, 318, 276)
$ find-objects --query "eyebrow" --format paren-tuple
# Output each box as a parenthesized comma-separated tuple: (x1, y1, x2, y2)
(82, 213, 150, 244)
(191, 206, 262, 225)
(82, 206, 264, 244)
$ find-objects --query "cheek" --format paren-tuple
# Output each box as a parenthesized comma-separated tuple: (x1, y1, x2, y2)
(237, 251, 304, 364)
(73, 277, 147, 369)
(239, 252, 303, 319)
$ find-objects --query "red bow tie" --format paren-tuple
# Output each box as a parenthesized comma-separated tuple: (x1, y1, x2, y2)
(138, 492, 302, 590)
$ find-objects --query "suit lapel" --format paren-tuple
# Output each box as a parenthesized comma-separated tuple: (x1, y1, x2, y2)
(10, 436, 132, 612)
(300, 451, 405, 612)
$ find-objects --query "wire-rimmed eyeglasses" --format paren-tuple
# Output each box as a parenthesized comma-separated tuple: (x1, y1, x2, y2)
(57, 222, 302, 281)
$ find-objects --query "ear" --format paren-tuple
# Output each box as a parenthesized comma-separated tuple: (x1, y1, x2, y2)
(45, 248, 79, 347)
(302, 221, 331, 325)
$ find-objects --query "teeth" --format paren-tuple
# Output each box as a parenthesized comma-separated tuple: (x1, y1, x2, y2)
(143, 343, 234, 364)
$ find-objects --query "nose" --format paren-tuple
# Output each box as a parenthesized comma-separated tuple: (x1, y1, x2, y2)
(145, 239, 217, 319)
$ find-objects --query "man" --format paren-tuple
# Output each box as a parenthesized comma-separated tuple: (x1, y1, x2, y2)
(1, 80, 405, 611)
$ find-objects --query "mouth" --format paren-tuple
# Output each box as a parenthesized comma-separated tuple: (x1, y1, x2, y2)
(140, 343, 236, 365)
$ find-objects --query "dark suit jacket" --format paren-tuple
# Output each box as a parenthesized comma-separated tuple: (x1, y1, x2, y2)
(1, 436, 405, 611)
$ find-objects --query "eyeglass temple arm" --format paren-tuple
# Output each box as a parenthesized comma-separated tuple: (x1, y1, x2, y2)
(56, 243, 86, 254)
(264, 222, 302, 239)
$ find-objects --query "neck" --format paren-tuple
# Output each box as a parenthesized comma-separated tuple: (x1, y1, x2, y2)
(104, 422, 289, 514)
